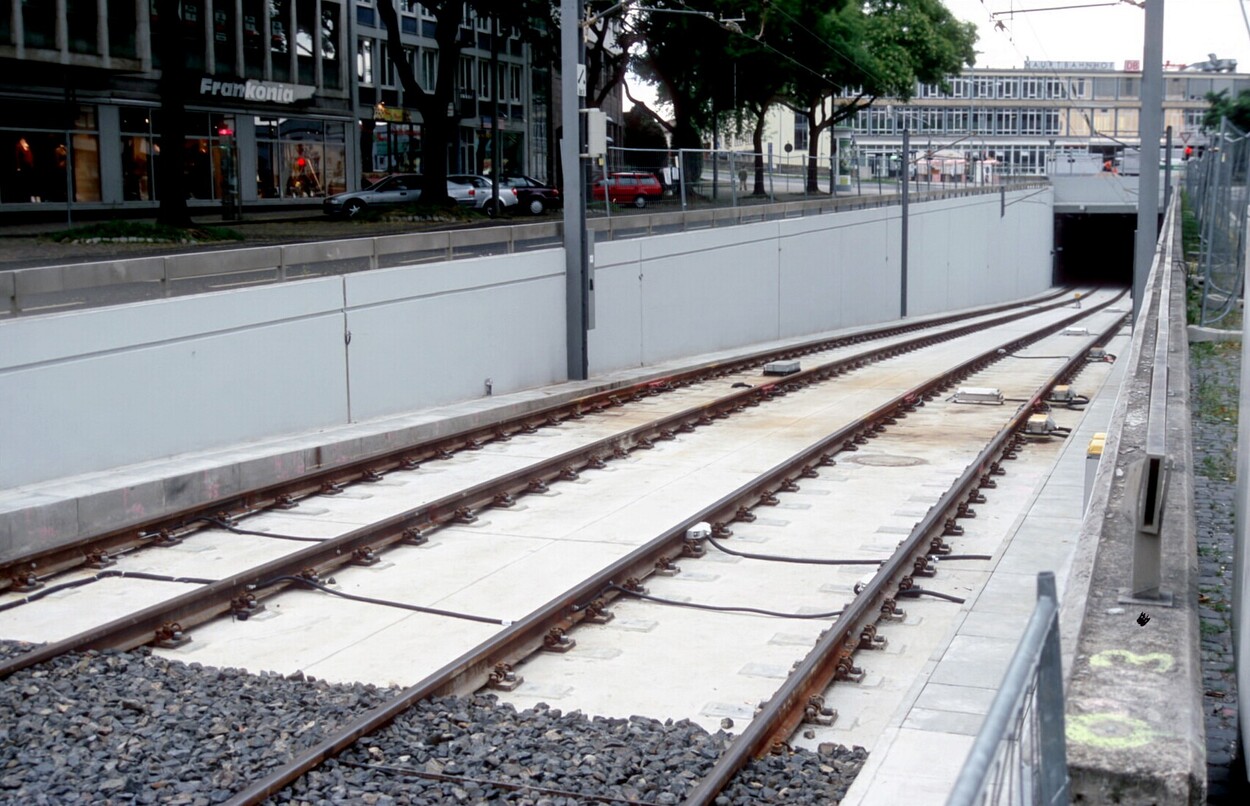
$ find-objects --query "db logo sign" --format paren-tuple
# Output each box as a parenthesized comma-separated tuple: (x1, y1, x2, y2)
(1124, 60, 1141, 72)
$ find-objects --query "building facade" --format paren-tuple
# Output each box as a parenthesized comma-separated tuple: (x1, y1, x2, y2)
(0, 1, 558, 216)
(725, 62, 1250, 180)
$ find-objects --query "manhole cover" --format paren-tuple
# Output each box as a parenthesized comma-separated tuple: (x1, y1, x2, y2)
(850, 454, 927, 467)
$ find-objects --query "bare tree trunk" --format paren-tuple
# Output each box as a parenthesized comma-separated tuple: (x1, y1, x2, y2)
(155, 0, 191, 227)
(752, 108, 766, 195)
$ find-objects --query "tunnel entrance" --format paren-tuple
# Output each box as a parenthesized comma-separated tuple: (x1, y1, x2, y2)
(1053, 213, 1137, 287)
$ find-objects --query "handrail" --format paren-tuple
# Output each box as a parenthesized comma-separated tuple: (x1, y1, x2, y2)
(948, 572, 1067, 806)
(2, 183, 1048, 318)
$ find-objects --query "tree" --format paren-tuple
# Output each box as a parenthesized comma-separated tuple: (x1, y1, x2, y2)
(375, 1, 551, 205)
(783, 0, 977, 190)
(1203, 89, 1250, 132)
(623, 106, 668, 169)
(155, 0, 192, 227)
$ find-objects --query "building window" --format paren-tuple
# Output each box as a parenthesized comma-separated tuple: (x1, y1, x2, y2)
(973, 77, 994, 98)
(510, 63, 522, 103)
(1092, 77, 1117, 99)
(998, 77, 1018, 99)
(947, 109, 967, 133)
(1118, 77, 1140, 99)
(321, 1, 341, 89)
(948, 79, 967, 98)
(1116, 108, 1139, 136)
(1045, 79, 1066, 99)
(22, 0, 56, 49)
(1045, 110, 1061, 136)
(296, 0, 316, 84)
(65, 0, 98, 55)
(1020, 109, 1043, 136)
(1, 102, 100, 204)
(421, 49, 438, 90)
(358, 38, 374, 85)
(794, 114, 809, 151)
(479, 60, 492, 100)
(995, 109, 1018, 135)
(213, 5, 235, 75)
(120, 107, 158, 201)
(242, 1, 265, 78)
(459, 55, 476, 96)
(1022, 78, 1042, 99)
(270, 0, 291, 81)
(108, 0, 138, 59)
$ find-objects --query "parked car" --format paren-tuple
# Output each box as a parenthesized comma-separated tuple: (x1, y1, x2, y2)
(323, 174, 475, 218)
(501, 175, 562, 215)
(446, 174, 519, 217)
(592, 172, 665, 208)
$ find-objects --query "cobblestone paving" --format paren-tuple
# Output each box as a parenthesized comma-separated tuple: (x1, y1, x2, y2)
(1190, 339, 1245, 801)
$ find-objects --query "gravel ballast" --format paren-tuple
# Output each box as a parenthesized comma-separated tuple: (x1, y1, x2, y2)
(0, 644, 866, 804)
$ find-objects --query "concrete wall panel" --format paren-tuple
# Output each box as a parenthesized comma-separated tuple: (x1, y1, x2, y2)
(637, 224, 782, 365)
(343, 251, 567, 420)
(1, 279, 349, 489)
(588, 239, 645, 372)
(3, 189, 1053, 490)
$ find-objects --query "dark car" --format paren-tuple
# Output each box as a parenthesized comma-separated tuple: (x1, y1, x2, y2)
(502, 175, 562, 215)
(323, 174, 474, 218)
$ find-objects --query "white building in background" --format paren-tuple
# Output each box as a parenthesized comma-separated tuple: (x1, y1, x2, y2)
(722, 61, 1246, 181)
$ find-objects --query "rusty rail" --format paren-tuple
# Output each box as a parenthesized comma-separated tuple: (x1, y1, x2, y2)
(0, 289, 1087, 682)
(222, 291, 1126, 805)
(2, 289, 1070, 591)
(682, 298, 1129, 804)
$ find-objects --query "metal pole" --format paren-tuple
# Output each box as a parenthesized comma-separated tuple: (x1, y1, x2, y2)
(901, 128, 909, 317)
(1036, 571, 1069, 804)
(1163, 125, 1173, 212)
(1133, 0, 1165, 326)
(560, 0, 588, 380)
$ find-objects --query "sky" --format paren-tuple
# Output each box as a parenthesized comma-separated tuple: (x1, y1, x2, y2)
(626, 0, 1250, 111)
(945, 0, 1250, 70)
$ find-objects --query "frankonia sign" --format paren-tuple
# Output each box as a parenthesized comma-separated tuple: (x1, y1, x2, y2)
(197, 77, 315, 104)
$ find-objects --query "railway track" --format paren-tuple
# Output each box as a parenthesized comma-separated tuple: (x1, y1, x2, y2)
(0, 288, 1127, 804)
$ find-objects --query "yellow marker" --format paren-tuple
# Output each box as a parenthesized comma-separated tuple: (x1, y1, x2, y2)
(1089, 648, 1174, 674)
(1087, 432, 1106, 457)
(1067, 713, 1154, 750)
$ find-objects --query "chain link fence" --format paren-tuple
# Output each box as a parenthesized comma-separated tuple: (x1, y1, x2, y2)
(1184, 119, 1249, 326)
(586, 146, 1028, 218)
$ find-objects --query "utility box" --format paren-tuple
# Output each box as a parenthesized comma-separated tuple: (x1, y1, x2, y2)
(585, 109, 607, 158)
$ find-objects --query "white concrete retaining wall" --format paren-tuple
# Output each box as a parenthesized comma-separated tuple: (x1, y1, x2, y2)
(589, 187, 1054, 372)
(1, 188, 1052, 489)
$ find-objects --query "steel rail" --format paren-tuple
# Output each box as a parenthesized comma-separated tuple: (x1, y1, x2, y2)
(223, 291, 1126, 805)
(1, 289, 1071, 589)
(0, 290, 1086, 681)
(682, 296, 1129, 804)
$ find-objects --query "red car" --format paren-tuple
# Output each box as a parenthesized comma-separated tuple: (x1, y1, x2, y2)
(593, 172, 665, 208)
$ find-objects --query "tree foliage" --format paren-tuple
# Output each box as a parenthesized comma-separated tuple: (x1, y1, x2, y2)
(1203, 89, 1250, 132)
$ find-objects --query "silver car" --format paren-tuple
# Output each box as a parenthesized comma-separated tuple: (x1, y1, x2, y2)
(447, 174, 519, 217)
(323, 174, 475, 218)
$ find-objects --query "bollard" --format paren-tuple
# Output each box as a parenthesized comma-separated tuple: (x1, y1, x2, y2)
(1084, 432, 1105, 514)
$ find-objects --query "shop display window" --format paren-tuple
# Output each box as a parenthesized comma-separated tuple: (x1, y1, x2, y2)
(0, 103, 99, 204)
(120, 108, 159, 201)
(256, 116, 347, 199)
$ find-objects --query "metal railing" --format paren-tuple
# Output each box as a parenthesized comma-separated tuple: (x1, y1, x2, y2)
(1184, 119, 1248, 326)
(593, 145, 1038, 217)
(1, 182, 1045, 319)
(948, 572, 1068, 806)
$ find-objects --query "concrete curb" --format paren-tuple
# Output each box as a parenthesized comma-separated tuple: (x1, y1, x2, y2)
(1062, 219, 1205, 803)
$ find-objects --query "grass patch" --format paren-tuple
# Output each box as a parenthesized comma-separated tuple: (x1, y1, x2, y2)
(358, 202, 479, 223)
(1201, 620, 1225, 637)
(46, 220, 243, 243)
(1190, 342, 1240, 423)
(1198, 453, 1237, 481)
